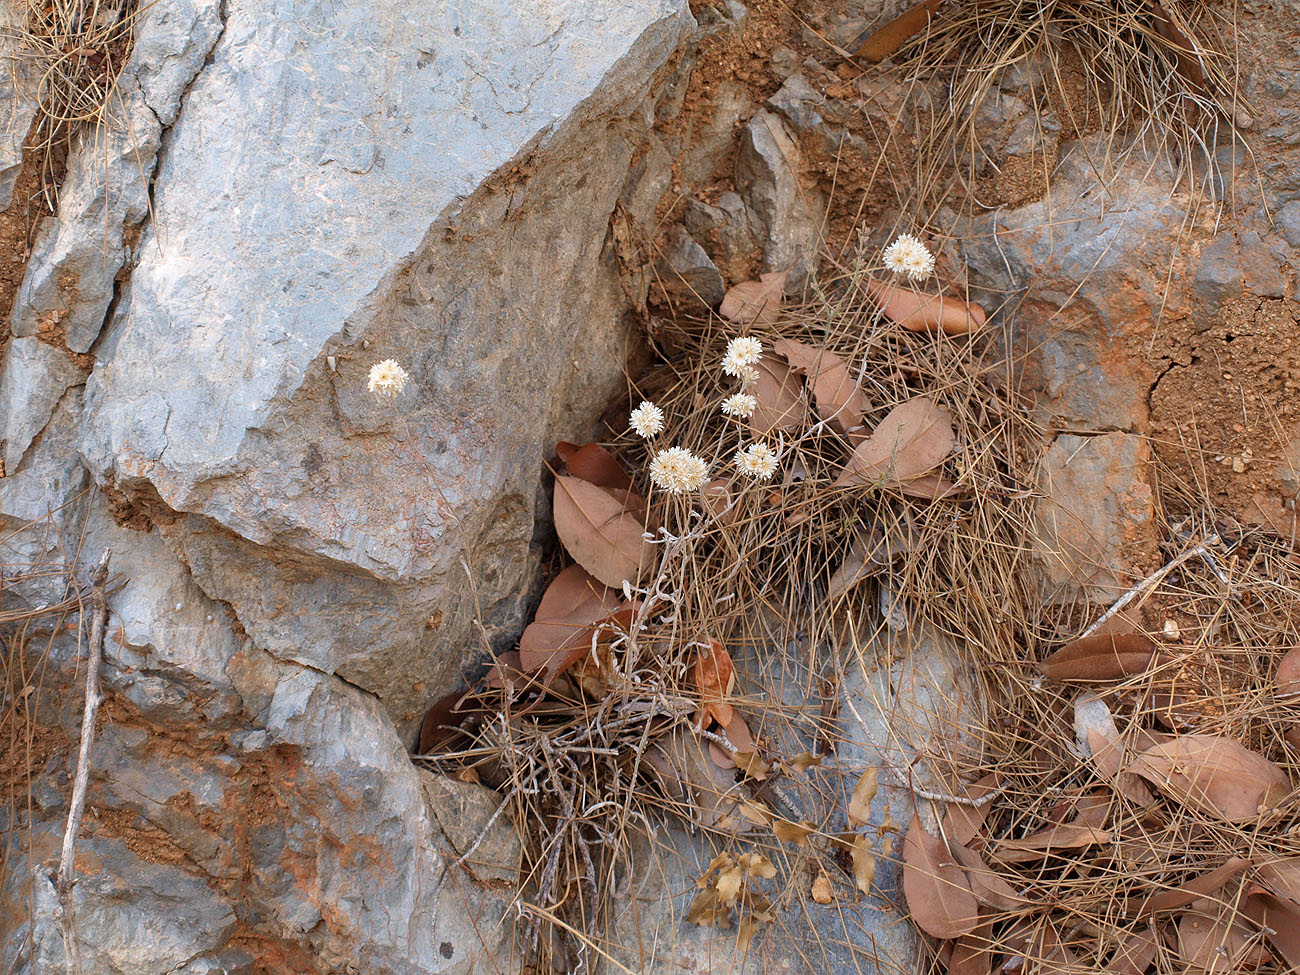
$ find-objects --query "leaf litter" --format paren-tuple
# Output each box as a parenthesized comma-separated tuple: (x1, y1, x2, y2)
(411, 232, 1300, 975)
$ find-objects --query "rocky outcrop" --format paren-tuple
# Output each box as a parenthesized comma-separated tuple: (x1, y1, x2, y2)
(2, 0, 696, 971)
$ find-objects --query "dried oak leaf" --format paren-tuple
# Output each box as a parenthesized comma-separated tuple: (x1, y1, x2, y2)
(694, 640, 736, 727)
(811, 871, 833, 904)
(773, 338, 870, 435)
(720, 270, 788, 326)
(773, 819, 814, 846)
(417, 690, 475, 754)
(1129, 735, 1290, 823)
(948, 927, 995, 975)
(950, 843, 1030, 911)
(749, 353, 807, 435)
(1256, 856, 1300, 903)
(1178, 898, 1270, 973)
(901, 816, 979, 939)
(552, 475, 654, 588)
(1038, 632, 1155, 682)
(1108, 930, 1159, 975)
(1124, 857, 1250, 918)
(866, 277, 986, 335)
(556, 441, 632, 492)
(940, 773, 999, 848)
(834, 397, 954, 490)
(854, 0, 944, 63)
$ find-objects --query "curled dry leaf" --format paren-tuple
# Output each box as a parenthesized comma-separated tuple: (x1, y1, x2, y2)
(850, 832, 876, 895)
(811, 871, 833, 904)
(866, 278, 985, 335)
(1276, 647, 1300, 699)
(1256, 856, 1300, 903)
(553, 475, 654, 588)
(902, 816, 980, 939)
(773, 819, 814, 846)
(834, 396, 955, 490)
(1129, 735, 1290, 823)
(749, 353, 806, 435)
(773, 338, 870, 435)
(848, 767, 879, 827)
(1038, 632, 1156, 682)
(719, 270, 788, 326)
(417, 690, 475, 754)
(992, 824, 1111, 863)
(854, 0, 944, 63)
(790, 751, 822, 772)
(694, 640, 735, 727)
(555, 441, 632, 492)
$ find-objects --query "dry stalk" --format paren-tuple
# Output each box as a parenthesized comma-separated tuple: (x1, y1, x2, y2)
(54, 549, 110, 975)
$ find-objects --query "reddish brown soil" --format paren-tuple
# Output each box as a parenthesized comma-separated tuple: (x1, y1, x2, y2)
(0, 139, 54, 377)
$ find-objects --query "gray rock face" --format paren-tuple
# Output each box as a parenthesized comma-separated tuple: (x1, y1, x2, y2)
(0, 336, 85, 473)
(53, 0, 694, 726)
(0, 3, 38, 210)
(738, 109, 823, 290)
(1033, 432, 1158, 605)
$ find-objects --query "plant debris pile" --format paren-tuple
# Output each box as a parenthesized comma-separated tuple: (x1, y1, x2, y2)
(416, 243, 1040, 971)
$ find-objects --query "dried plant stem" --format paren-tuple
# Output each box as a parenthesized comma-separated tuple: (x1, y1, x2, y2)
(1080, 535, 1219, 638)
(55, 550, 111, 975)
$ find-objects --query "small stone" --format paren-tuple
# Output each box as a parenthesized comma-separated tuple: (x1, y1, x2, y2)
(1163, 619, 1181, 639)
(811, 871, 833, 904)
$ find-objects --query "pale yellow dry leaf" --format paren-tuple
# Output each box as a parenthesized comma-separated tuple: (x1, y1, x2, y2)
(811, 871, 833, 904)
(848, 768, 879, 827)
(715, 864, 744, 906)
(740, 852, 777, 879)
(773, 819, 815, 847)
(851, 832, 877, 895)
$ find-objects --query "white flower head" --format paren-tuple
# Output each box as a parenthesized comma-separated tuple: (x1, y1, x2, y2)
(368, 359, 409, 399)
(629, 400, 665, 439)
(649, 446, 710, 494)
(738, 365, 760, 389)
(883, 233, 935, 281)
(720, 393, 757, 419)
(735, 442, 778, 480)
(722, 336, 763, 377)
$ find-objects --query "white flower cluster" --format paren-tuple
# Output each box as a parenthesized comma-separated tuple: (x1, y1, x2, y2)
(722, 336, 762, 384)
(720, 392, 757, 419)
(629, 400, 665, 439)
(735, 442, 778, 480)
(368, 359, 410, 399)
(649, 446, 710, 494)
(883, 233, 935, 281)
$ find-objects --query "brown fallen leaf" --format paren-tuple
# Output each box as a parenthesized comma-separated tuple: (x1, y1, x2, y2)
(519, 565, 622, 665)
(948, 926, 995, 975)
(790, 751, 822, 772)
(1086, 729, 1155, 806)
(1255, 857, 1300, 903)
(1276, 647, 1300, 700)
(694, 640, 735, 727)
(848, 768, 879, 827)
(1151, 1, 1207, 92)
(773, 338, 870, 435)
(553, 475, 653, 588)
(1124, 857, 1250, 918)
(1038, 632, 1156, 682)
(749, 353, 807, 435)
(850, 832, 877, 895)
(941, 773, 999, 848)
(901, 816, 980, 939)
(417, 690, 474, 754)
(866, 277, 985, 335)
(1243, 888, 1300, 969)
(555, 441, 632, 492)
(1129, 735, 1290, 823)
(1178, 897, 1270, 973)
(735, 750, 770, 782)
(950, 843, 1030, 911)
(834, 396, 955, 490)
(719, 270, 788, 326)
(854, 0, 944, 63)
(992, 824, 1111, 863)
(1108, 929, 1159, 975)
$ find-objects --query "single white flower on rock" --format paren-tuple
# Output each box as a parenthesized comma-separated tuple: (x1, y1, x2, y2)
(629, 400, 665, 439)
(720, 392, 757, 419)
(735, 442, 778, 480)
(722, 336, 763, 377)
(368, 359, 409, 399)
(649, 446, 710, 494)
(883, 233, 935, 281)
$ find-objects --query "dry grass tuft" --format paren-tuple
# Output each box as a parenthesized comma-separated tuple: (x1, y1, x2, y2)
(887, 0, 1249, 212)
(2, 0, 140, 203)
